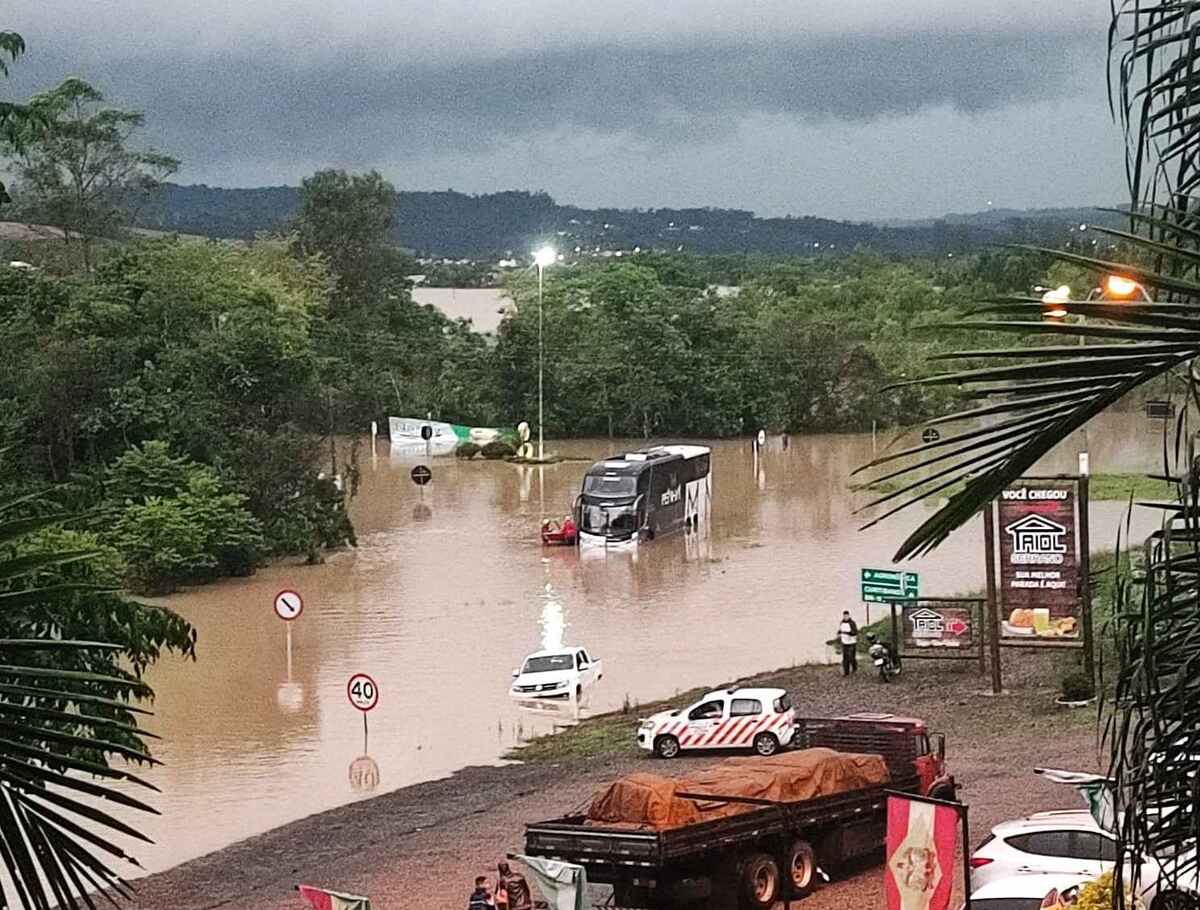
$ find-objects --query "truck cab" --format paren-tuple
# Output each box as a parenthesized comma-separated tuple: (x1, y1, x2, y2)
(797, 712, 956, 801)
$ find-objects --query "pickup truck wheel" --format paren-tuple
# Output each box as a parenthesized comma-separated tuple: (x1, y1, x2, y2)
(785, 839, 817, 898)
(739, 852, 781, 910)
(654, 734, 681, 759)
(753, 732, 780, 756)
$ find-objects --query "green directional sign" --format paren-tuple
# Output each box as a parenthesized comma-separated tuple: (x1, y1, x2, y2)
(860, 568, 920, 604)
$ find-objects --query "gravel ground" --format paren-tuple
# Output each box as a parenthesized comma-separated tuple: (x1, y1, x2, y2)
(129, 653, 1101, 910)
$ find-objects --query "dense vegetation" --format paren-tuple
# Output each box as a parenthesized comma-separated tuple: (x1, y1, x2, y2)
(134, 183, 1125, 258)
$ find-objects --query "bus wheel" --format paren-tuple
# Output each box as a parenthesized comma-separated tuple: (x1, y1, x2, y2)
(654, 734, 681, 759)
(784, 839, 817, 898)
(738, 852, 781, 910)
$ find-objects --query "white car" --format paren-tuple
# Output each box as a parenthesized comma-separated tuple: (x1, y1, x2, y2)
(510, 647, 603, 699)
(962, 873, 1092, 910)
(971, 809, 1180, 909)
(637, 687, 796, 759)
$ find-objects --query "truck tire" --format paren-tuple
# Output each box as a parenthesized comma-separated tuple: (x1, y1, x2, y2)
(612, 882, 652, 908)
(752, 732, 780, 756)
(784, 838, 818, 898)
(654, 734, 681, 759)
(738, 852, 782, 910)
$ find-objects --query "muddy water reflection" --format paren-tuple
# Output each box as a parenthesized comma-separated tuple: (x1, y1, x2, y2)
(123, 413, 1165, 872)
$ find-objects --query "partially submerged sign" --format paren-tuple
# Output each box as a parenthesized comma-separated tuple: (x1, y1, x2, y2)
(1146, 400, 1175, 420)
(347, 674, 379, 712)
(273, 589, 303, 621)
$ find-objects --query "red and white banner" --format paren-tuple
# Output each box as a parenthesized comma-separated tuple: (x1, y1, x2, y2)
(298, 885, 372, 910)
(884, 795, 959, 910)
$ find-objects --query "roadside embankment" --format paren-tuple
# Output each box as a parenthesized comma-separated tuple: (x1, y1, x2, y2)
(129, 653, 1101, 910)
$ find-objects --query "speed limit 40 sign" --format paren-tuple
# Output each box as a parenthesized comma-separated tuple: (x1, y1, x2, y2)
(346, 674, 379, 712)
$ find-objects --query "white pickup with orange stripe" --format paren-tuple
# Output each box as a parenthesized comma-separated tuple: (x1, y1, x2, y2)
(637, 687, 796, 759)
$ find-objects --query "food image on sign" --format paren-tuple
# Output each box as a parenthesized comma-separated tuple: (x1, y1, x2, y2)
(902, 603, 974, 649)
(996, 479, 1081, 640)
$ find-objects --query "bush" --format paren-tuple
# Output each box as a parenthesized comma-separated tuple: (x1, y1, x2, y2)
(102, 440, 264, 592)
(455, 441, 481, 459)
(1061, 669, 1095, 702)
(481, 440, 516, 459)
(111, 497, 214, 595)
(1073, 871, 1144, 910)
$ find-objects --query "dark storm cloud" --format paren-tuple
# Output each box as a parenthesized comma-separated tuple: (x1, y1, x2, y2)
(10, 28, 1093, 176)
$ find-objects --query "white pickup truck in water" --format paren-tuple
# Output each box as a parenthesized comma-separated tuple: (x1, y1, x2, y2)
(510, 647, 603, 699)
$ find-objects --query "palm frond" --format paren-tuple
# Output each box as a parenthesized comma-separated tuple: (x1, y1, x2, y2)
(0, 506, 167, 908)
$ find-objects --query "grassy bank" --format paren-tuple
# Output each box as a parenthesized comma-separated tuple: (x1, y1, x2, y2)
(506, 665, 806, 763)
(506, 652, 1089, 765)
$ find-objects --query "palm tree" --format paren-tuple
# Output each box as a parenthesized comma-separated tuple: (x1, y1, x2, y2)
(0, 492, 166, 909)
(854, 4, 1200, 905)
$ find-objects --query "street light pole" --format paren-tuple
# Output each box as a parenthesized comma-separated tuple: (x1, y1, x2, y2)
(533, 246, 556, 461)
(538, 260, 544, 461)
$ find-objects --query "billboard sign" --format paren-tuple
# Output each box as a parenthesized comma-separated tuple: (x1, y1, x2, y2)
(900, 602, 975, 651)
(996, 478, 1081, 642)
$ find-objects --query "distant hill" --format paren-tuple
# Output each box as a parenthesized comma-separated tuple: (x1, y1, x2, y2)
(133, 184, 1127, 258)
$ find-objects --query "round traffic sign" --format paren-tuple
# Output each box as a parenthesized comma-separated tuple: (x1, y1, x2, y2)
(517, 421, 531, 442)
(347, 673, 379, 712)
(273, 589, 303, 621)
(411, 465, 432, 486)
(420, 424, 433, 441)
(921, 427, 941, 444)
(756, 429, 767, 447)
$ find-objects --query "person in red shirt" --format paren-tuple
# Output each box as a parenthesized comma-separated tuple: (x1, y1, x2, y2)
(560, 513, 577, 543)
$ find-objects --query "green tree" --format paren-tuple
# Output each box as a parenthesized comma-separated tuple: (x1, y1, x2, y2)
(0, 31, 43, 207)
(4, 78, 179, 269)
(293, 168, 404, 309)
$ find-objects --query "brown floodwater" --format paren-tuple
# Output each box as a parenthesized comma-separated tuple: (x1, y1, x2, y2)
(108, 412, 1169, 873)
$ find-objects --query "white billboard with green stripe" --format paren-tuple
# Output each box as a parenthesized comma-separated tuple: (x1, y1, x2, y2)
(388, 417, 517, 447)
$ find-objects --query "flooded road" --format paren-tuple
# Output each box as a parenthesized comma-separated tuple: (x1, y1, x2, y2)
(121, 413, 1167, 873)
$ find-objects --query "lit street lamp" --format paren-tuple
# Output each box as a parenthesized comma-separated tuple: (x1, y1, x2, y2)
(533, 246, 556, 461)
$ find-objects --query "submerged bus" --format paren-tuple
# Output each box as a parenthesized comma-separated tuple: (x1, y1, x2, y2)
(574, 445, 712, 547)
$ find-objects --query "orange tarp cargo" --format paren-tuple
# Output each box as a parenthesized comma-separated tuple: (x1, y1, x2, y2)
(586, 748, 890, 831)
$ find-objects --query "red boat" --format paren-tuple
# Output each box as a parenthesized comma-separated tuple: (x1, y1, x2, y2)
(541, 517, 578, 546)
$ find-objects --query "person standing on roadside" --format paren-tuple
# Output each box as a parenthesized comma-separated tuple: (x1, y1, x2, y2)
(838, 610, 859, 676)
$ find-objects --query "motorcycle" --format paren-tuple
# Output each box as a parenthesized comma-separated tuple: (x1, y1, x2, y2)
(868, 641, 901, 682)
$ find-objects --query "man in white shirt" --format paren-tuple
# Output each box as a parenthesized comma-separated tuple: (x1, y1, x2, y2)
(838, 611, 859, 676)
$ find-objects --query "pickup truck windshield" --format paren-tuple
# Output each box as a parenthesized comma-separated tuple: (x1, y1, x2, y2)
(523, 654, 574, 673)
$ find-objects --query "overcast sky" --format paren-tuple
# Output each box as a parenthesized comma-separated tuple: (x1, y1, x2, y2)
(5, 1, 1125, 220)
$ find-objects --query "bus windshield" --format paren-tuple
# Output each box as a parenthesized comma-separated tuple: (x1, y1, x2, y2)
(583, 474, 637, 496)
(581, 502, 640, 537)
